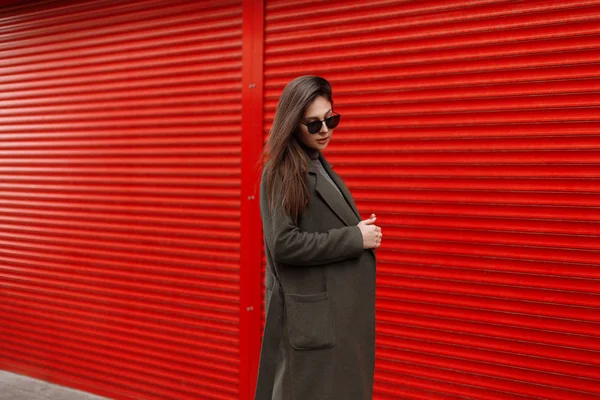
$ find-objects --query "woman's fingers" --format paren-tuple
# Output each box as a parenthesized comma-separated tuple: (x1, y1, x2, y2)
(361, 214, 382, 248)
(363, 213, 377, 225)
(372, 230, 382, 249)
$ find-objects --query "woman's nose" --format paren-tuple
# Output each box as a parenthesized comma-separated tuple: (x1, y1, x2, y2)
(319, 120, 328, 133)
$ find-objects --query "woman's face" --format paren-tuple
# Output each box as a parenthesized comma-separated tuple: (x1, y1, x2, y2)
(296, 96, 334, 151)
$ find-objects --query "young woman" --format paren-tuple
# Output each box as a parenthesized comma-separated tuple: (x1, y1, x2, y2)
(255, 75, 382, 400)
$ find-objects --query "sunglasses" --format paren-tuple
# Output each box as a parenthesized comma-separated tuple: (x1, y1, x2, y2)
(300, 112, 341, 134)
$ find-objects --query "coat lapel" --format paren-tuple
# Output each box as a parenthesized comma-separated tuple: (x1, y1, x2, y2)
(308, 154, 360, 226)
(316, 156, 377, 259)
(319, 154, 362, 220)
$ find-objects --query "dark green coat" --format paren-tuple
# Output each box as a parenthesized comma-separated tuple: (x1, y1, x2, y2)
(255, 152, 376, 400)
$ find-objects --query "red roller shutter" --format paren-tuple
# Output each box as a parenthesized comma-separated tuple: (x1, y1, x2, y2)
(264, 1, 600, 399)
(0, 1, 246, 399)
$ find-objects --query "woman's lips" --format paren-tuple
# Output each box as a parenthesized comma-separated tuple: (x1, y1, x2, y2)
(316, 137, 329, 143)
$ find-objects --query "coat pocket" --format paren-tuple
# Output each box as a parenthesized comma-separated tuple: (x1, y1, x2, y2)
(285, 291, 335, 350)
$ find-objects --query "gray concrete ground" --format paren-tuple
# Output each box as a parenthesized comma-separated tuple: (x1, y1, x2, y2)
(0, 370, 109, 400)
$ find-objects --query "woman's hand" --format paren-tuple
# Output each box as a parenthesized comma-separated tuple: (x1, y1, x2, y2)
(357, 214, 382, 249)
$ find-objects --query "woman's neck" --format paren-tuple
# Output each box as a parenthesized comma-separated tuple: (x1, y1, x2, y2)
(299, 141, 320, 160)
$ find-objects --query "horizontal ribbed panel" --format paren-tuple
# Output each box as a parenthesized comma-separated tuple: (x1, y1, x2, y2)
(265, 1, 600, 399)
(0, 1, 243, 399)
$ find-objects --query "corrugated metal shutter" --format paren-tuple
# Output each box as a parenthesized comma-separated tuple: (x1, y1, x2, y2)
(264, 1, 600, 399)
(0, 1, 244, 399)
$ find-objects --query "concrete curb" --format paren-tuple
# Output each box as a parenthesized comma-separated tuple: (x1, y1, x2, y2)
(0, 370, 109, 400)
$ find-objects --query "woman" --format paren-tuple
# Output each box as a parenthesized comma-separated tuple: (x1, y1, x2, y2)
(255, 75, 382, 400)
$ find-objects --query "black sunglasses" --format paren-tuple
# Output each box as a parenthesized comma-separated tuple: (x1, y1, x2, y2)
(300, 112, 341, 134)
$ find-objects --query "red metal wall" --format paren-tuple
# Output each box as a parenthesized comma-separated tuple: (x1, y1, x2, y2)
(1, 1, 600, 399)
(263, 0, 600, 399)
(0, 1, 252, 399)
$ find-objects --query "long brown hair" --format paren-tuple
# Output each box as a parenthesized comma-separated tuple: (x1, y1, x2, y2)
(262, 75, 334, 223)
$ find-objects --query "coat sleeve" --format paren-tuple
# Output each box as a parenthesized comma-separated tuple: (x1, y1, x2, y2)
(260, 173, 364, 266)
